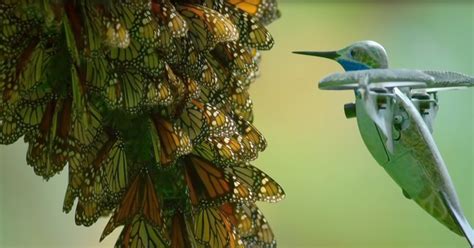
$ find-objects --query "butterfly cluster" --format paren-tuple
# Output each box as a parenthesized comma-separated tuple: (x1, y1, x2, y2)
(0, 0, 284, 247)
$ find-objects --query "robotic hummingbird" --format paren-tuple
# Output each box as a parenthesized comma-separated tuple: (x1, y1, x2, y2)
(294, 41, 474, 247)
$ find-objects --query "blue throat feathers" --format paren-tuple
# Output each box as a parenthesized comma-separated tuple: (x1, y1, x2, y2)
(338, 59, 371, 71)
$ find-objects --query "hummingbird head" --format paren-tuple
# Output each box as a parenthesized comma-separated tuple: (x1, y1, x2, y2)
(293, 40, 389, 71)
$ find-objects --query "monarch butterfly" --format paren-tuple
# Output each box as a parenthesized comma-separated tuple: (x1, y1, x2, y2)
(164, 64, 187, 105)
(205, 52, 256, 93)
(144, 78, 174, 107)
(81, 4, 104, 57)
(178, 43, 218, 89)
(185, 144, 283, 202)
(15, 37, 50, 96)
(105, 1, 140, 31)
(226, 0, 264, 16)
(225, 164, 285, 203)
(80, 138, 112, 199)
(101, 170, 164, 241)
(151, 0, 188, 38)
(70, 102, 103, 150)
(206, 131, 259, 164)
(175, 99, 236, 144)
(75, 197, 110, 227)
(191, 99, 237, 138)
(103, 138, 128, 196)
(188, 125, 256, 166)
(212, 41, 256, 75)
(0, 4, 39, 57)
(2, 1, 283, 247)
(192, 142, 231, 167)
(200, 59, 219, 89)
(184, 154, 254, 207)
(197, 85, 229, 111)
(10, 85, 53, 129)
(170, 211, 193, 248)
(63, 139, 99, 213)
(192, 206, 242, 248)
(174, 40, 201, 74)
(108, 6, 158, 49)
(25, 97, 80, 179)
(104, 69, 147, 113)
(223, 202, 276, 248)
(204, 51, 233, 90)
(67, 158, 116, 226)
(0, 110, 25, 145)
(154, 21, 174, 50)
(68, 129, 126, 215)
(219, 203, 250, 236)
(175, 100, 207, 144)
(209, 133, 250, 164)
(139, 47, 165, 76)
(85, 57, 111, 92)
(177, 4, 238, 51)
(150, 116, 192, 167)
(66, 134, 112, 226)
(131, 9, 160, 47)
(63, 3, 84, 63)
(1, 36, 36, 105)
(226, 0, 280, 25)
(63, 163, 84, 213)
(234, 114, 266, 151)
(114, 215, 170, 248)
(182, 77, 202, 103)
(72, 167, 112, 226)
(186, 113, 262, 164)
(0, 58, 13, 105)
(189, 77, 203, 101)
(108, 37, 140, 62)
(218, 3, 274, 50)
(92, 130, 129, 197)
(230, 90, 254, 122)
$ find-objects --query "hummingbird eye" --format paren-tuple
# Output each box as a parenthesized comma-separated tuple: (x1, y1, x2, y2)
(350, 49, 357, 58)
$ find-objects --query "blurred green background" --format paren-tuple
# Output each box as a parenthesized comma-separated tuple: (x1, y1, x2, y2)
(1, 1, 473, 248)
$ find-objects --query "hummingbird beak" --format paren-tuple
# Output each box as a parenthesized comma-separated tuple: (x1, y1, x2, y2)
(292, 51, 339, 60)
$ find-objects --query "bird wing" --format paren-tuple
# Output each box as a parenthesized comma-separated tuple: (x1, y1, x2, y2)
(357, 75, 395, 152)
(318, 69, 431, 90)
(388, 87, 473, 244)
(421, 70, 474, 91)
(319, 69, 474, 92)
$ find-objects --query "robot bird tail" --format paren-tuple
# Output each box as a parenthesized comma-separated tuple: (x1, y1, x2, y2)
(440, 191, 474, 248)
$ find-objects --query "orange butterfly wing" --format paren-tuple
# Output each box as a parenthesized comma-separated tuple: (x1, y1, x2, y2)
(101, 171, 163, 241)
(170, 212, 192, 248)
(227, 0, 262, 15)
(193, 206, 241, 248)
(151, 117, 192, 167)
